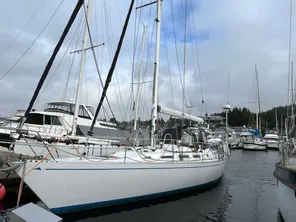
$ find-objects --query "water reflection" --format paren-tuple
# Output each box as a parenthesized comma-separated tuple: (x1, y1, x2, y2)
(63, 178, 231, 222)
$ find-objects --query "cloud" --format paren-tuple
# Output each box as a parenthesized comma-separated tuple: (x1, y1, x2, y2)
(0, 0, 293, 122)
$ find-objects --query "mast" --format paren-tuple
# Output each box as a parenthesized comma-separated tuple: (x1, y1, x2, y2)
(255, 65, 261, 131)
(71, 0, 92, 136)
(291, 61, 294, 116)
(275, 108, 279, 134)
(134, 25, 147, 130)
(150, 0, 161, 146)
(287, 0, 292, 118)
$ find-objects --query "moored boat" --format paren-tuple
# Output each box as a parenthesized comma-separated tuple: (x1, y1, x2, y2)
(6, 0, 230, 216)
(264, 133, 279, 150)
(274, 118, 296, 222)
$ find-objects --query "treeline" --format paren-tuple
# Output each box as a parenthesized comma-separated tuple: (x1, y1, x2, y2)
(103, 117, 200, 130)
(101, 105, 291, 132)
(212, 105, 290, 130)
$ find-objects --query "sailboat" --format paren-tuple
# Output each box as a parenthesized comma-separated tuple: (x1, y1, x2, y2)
(243, 65, 267, 151)
(274, 107, 296, 222)
(8, 0, 229, 215)
(264, 110, 279, 150)
(274, 1, 296, 217)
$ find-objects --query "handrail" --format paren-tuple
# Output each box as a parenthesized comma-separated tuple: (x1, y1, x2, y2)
(0, 125, 228, 164)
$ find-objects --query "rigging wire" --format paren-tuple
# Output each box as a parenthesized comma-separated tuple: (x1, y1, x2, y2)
(0, 0, 48, 63)
(62, 49, 76, 100)
(182, 0, 189, 120)
(130, 0, 144, 122)
(0, 0, 65, 82)
(103, 0, 125, 121)
(162, 15, 176, 115)
(170, 0, 188, 113)
(82, 1, 117, 121)
(68, 18, 86, 101)
(139, 5, 155, 121)
(89, 0, 135, 134)
(15, 0, 84, 132)
(189, 23, 201, 112)
(107, 1, 127, 122)
(61, 9, 86, 100)
(61, 41, 79, 100)
(94, 0, 101, 101)
(58, 11, 84, 101)
(115, 0, 134, 65)
(123, 2, 155, 123)
(189, 0, 207, 115)
(36, 11, 84, 103)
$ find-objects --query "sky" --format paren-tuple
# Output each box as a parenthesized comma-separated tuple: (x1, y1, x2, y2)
(0, 0, 294, 121)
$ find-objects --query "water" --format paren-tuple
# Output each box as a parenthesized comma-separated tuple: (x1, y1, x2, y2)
(2, 150, 285, 222)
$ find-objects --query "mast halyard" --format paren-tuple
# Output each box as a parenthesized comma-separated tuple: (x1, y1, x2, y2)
(134, 25, 148, 130)
(275, 108, 279, 134)
(182, 0, 188, 129)
(150, 0, 162, 146)
(88, 0, 135, 135)
(71, 0, 93, 136)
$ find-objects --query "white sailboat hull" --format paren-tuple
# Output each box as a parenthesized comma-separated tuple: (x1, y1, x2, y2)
(243, 143, 266, 151)
(267, 142, 279, 149)
(12, 158, 226, 214)
(276, 179, 296, 222)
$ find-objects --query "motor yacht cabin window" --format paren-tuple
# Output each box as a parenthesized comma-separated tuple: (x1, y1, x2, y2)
(266, 138, 279, 141)
(78, 106, 91, 120)
(44, 115, 62, 125)
(25, 113, 62, 126)
(25, 113, 43, 125)
(45, 103, 91, 120)
(45, 103, 72, 114)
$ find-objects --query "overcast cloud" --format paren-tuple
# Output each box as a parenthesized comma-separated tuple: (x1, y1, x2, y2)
(0, 0, 294, 121)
